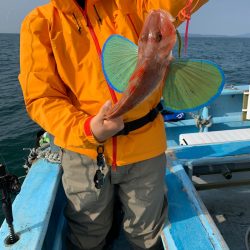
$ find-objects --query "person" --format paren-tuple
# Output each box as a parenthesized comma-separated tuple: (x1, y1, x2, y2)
(19, 0, 206, 249)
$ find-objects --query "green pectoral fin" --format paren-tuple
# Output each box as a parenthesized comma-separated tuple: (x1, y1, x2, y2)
(163, 59, 225, 112)
(101, 35, 138, 93)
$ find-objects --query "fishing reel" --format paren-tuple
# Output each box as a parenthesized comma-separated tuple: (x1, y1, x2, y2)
(0, 165, 21, 194)
(0, 163, 21, 245)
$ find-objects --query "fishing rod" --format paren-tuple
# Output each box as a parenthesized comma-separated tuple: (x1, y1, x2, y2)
(0, 163, 21, 245)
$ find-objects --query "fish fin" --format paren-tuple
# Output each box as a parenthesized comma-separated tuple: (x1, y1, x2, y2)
(163, 59, 225, 112)
(102, 35, 138, 93)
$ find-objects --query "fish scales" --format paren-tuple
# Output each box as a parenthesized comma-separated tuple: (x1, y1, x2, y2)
(106, 9, 177, 119)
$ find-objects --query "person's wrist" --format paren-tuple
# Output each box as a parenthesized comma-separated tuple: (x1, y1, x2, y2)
(90, 127, 106, 143)
(90, 117, 106, 143)
(83, 116, 101, 145)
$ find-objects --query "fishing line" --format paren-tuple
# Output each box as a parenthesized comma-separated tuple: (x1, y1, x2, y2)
(0, 151, 10, 172)
(176, 29, 182, 58)
(18, 175, 26, 181)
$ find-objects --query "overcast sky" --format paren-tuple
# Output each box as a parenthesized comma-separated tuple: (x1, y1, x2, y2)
(0, 0, 250, 36)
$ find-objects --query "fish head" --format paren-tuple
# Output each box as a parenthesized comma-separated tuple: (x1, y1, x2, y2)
(138, 10, 176, 63)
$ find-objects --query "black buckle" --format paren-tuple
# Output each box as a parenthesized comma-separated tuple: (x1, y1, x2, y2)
(94, 170, 104, 189)
(94, 145, 105, 189)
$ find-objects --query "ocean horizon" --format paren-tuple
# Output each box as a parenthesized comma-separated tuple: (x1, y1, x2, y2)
(1, 32, 250, 37)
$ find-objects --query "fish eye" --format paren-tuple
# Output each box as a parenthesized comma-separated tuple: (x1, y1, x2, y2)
(156, 32, 162, 42)
(140, 34, 148, 42)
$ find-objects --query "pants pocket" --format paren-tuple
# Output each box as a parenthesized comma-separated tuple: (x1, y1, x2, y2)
(61, 149, 101, 210)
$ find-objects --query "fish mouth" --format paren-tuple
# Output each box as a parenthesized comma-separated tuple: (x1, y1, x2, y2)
(142, 50, 173, 61)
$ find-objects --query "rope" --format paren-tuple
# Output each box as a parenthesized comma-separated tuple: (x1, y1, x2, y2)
(189, 112, 213, 132)
(178, 0, 200, 22)
(23, 144, 61, 173)
(177, 0, 200, 55)
(37, 149, 61, 164)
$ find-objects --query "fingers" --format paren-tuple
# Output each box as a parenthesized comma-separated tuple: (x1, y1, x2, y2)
(96, 100, 112, 122)
(90, 101, 124, 142)
(103, 116, 124, 132)
(96, 100, 112, 124)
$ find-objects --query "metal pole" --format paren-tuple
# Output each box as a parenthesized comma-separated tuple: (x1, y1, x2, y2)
(202, 106, 209, 132)
(195, 179, 250, 191)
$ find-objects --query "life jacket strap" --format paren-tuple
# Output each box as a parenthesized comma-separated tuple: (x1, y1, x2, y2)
(115, 102, 163, 136)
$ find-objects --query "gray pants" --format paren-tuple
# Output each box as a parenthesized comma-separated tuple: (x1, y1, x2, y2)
(62, 149, 167, 250)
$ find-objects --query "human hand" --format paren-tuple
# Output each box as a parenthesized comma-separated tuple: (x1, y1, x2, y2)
(90, 100, 124, 142)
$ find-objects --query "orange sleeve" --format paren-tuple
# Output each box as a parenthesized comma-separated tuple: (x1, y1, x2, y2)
(19, 10, 99, 149)
(136, 0, 208, 27)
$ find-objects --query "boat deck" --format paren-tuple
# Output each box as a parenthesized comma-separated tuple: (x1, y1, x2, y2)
(197, 172, 250, 250)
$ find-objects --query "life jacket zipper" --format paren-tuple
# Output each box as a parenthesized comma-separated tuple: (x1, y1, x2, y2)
(73, 0, 118, 169)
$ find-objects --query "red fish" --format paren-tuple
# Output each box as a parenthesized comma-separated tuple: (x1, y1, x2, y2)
(106, 9, 177, 119)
